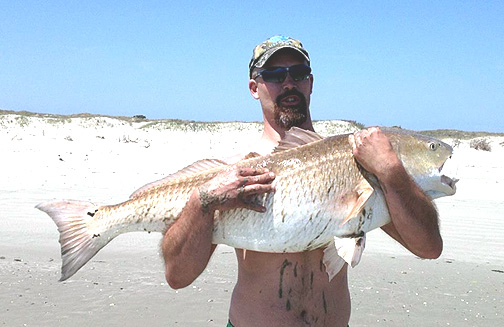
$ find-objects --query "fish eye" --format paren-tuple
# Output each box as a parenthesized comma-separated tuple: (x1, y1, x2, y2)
(429, 142, 439, 151)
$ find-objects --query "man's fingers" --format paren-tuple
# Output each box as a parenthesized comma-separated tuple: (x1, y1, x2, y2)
(243, 202, 267, 213)
(238, 171, 275, 186)
(241, 183, 275, 195)
(352, 127, 383, 149)
(241, 194, 268, 213)
(238, 167, 270, 176)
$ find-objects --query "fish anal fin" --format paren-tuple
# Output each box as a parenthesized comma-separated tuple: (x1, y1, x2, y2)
(323, 242, 346, 281)
(130, 159, 228, 199)
(340, 180, 374, 226)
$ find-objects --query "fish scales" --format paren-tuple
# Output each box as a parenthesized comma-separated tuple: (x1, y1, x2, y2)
(90, 135, 357, 251)
(36, 127, 458, 281)
(211, 134, 362, 252)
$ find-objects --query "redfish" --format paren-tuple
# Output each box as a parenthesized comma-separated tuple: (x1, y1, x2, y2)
(37, 128, 457, 281)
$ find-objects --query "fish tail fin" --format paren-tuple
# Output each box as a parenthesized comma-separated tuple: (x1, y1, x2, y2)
(36, 200, 107, 281)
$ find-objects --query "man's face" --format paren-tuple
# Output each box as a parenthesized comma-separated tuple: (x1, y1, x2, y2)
(251, 50, 313, 130)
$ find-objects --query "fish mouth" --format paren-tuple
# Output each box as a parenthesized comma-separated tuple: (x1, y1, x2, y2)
(437, 156, 458, 196)
(426, 172, 458, 199)
(441, 174, 458, 192)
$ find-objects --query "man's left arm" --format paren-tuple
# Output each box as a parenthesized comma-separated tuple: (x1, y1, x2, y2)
(352, 127, 443, 259)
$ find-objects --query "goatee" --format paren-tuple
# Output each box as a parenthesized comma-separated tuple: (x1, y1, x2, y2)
(274, 89, 308, 130)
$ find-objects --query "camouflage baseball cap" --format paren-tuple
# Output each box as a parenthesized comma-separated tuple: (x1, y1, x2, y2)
(249, 35, 310, 77)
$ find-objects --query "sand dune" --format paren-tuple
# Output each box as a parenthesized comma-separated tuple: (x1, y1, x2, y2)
(1, 112, 502, 326)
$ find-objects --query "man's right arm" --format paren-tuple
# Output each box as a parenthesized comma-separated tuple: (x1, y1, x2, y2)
(162, 187, 217, 289)
(161, 167, 276, 289)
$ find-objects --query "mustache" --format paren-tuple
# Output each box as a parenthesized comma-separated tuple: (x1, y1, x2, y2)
(275, 89, 306, 106)
(273, 88, 308, 130)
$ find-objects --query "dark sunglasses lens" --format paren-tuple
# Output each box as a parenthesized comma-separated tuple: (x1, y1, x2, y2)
(258, 65, 311, 83)
(260, 68, 287, 83)
(290, 65, 311, 81)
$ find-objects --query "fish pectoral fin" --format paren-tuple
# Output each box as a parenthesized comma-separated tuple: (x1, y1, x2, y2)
(322, 235, 367, 281)
(340, 180, 374, 226)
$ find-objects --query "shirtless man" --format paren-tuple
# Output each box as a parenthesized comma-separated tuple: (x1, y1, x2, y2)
(161, 35, 442, 327)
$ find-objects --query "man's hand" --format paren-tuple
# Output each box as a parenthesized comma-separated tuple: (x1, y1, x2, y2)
(198, 167, 276, 213)
(350, 127, 401, 182)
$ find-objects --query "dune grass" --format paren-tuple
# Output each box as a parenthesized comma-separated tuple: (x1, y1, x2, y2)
(1, 109, 502, 139)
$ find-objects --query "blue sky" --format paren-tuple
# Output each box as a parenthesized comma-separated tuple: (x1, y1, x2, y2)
(1, 1, 503, 132)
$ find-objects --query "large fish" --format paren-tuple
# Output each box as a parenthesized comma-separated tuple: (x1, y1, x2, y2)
(36, 128, 457, 281)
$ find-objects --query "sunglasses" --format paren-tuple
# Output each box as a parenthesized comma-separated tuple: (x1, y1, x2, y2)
(254, 64, 311, 83)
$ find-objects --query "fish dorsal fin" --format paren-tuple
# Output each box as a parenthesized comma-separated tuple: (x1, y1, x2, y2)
(274, 127, 324, 153)
(243, 152, 261, 160)
(130, 159, 227, 199)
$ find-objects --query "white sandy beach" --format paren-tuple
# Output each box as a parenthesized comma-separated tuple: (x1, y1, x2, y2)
(0, 112, 503, 326)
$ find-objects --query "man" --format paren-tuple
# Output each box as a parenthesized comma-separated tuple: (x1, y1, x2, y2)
(161, 35, 442, 327)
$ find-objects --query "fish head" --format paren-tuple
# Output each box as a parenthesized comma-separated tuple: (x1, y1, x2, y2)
(386, 129, 458, 199)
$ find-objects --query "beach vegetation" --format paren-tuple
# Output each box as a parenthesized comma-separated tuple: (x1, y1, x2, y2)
(470, 138, 492, 151)
(451, 139, 461, 148)
(15, 116, 30, 127)
(46, 117, 72, 124)
(132, 115, 147, 122)
(119, 135, 139, 143)
(1, 110, 503, 140)
(419, 129, 503, 140)
(140, 120, 264, 134)
(347, 120, 366, 130)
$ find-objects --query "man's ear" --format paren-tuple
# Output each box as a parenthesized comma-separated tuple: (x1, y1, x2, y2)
(249, 79, 259, 100)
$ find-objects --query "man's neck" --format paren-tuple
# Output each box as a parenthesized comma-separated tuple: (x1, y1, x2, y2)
(262, 120, 316, 143)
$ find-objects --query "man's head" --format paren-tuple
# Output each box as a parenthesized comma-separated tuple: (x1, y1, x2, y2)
(249, 35, 313, 131)
(249, 35, 310, 78)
